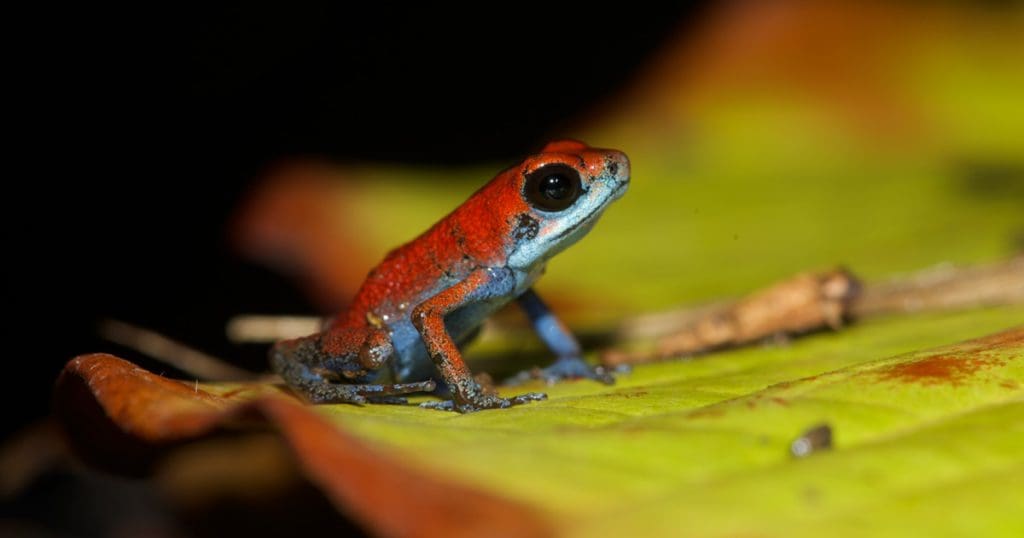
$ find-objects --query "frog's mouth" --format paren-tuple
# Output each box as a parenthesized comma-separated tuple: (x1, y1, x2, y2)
(550, 209, 603, 243)
(610, 180, 629, 201)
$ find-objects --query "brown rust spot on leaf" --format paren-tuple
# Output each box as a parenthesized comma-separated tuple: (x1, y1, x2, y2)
(733, 394, 792, 411)
(877, 354, 1007, 386)
(613, 390, 650, 399)
(687, 406, 727, 419)
(963, 327, 1024, 352)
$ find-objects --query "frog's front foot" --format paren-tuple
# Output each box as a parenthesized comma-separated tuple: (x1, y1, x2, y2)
(506, 356, 615, 386)
(420, 391, 547, 413)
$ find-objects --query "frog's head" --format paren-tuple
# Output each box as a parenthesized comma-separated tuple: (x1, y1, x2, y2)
(505, 139, 630, 269)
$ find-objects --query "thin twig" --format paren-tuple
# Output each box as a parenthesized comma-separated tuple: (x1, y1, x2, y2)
(98, 319, 258, 381)
(603, 255, 1024, 366)
(850, 255, 1024, 317)
(225, 315, 322, 343)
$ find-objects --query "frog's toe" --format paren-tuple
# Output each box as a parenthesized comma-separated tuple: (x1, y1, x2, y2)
(292, 382, 366, 405)
(574, 365, 615, 385)
(420, 391, 547, 413)
(366, 395, 409, 405)
(465, 391, 546, 412)
(291, 379, 436, 405)
(506, 356, 615, 386)
(509, 392, 548, 405)
(376, 380, 437, 395)
(419, 399, 455, 411)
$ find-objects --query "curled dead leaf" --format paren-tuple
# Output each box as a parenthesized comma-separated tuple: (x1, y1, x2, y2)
(55, 354, 552, 538)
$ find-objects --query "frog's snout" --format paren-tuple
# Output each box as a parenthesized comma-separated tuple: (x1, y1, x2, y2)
(605, 151, 630, 180)
(603, 151, 630, 199)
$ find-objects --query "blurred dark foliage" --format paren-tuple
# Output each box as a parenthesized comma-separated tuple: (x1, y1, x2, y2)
(1, 454, 365, 538)
(5, 4, 707, 438)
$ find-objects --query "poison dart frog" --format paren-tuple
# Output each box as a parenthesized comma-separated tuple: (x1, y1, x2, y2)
(271, 140, 630, 412)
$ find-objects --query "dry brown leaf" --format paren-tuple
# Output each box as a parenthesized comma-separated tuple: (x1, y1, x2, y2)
(55, 354, 552, 538)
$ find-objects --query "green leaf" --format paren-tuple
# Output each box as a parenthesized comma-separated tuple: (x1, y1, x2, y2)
(307, 308, 1023, 536)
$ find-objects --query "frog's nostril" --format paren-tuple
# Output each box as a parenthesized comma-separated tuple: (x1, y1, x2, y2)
(605, 152, 630, 182)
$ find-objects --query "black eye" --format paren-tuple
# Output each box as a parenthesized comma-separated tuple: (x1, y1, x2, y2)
(524, 164, 582, 211)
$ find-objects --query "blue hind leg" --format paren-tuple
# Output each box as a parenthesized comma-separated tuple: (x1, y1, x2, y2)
(506, 288, 614, 386)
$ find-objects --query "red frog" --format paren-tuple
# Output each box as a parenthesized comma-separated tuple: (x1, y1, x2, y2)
(271, 140, 630, 412)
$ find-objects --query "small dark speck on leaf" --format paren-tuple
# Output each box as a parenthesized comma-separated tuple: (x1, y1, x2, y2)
(791, 423, 833, 458)
(956, 159, 1024, 198)
(802, 486, 822, 506)
(1013, 229, 1024, 252)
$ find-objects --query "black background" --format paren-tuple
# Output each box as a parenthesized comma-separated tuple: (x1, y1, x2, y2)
(5, 4, 708, 438)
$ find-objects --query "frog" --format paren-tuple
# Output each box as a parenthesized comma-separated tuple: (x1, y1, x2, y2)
(270, 139, 630, 413)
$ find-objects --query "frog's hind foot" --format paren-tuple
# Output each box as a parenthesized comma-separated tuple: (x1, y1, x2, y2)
(505, 356, 615, 386)
(293, 379, 436, 405)
(271, 332, 433, 405)
(420, 391, 547, 413)
(366, 395, 414, 405)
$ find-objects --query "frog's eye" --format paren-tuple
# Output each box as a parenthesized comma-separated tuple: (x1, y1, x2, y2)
(524, 164, 582, 212)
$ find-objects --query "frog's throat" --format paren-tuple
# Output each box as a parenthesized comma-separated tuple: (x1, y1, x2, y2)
(507, 209, 604, 270)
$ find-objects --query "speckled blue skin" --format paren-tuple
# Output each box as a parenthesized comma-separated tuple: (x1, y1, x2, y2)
(271, 141, 629, 412)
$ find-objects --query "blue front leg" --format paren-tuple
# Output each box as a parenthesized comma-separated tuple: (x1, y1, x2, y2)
(509, 288, 614, 385)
